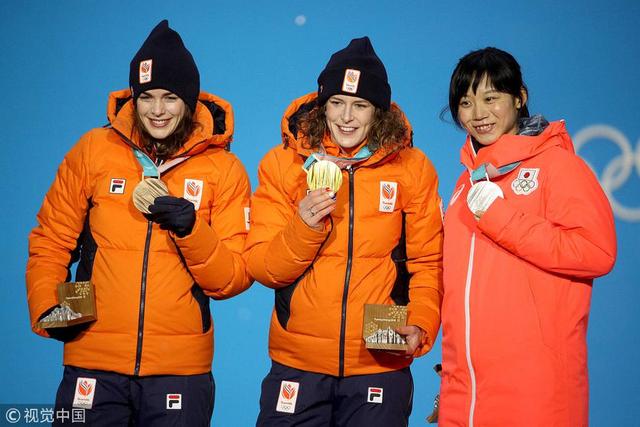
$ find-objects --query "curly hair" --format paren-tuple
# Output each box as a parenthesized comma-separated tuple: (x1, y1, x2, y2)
(295, 102, 408, 153)
(132, 107, 201, 160)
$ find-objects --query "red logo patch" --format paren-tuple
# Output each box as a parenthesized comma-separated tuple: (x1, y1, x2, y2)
(186, 181, 201, 197)
(382, 183, 395, 200)
(78, 380, 93, 396)
(282, 383, 296, 400)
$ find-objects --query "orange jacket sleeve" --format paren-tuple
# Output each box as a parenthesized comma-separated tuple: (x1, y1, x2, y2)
(174, 155, 253, 299)
(478, 152, 616, 278)
(245, 149, 330, 289)
(26, 132, 93, 336)
(404, 152, 444, 355)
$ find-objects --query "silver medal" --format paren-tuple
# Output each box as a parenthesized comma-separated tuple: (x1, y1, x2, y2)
(466, 181, 503, 220)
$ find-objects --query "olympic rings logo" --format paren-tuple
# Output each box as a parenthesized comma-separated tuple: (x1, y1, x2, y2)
(513, 179, 535, 192)
(573, 125, 640, 222)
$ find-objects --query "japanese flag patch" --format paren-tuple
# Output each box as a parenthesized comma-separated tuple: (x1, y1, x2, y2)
(511, 168, 539, 195)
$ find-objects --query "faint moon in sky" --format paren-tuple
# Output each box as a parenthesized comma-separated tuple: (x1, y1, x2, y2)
(294, 15, 306, 26)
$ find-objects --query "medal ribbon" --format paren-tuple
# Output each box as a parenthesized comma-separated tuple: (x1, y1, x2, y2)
(132, 149, 189, 178)
(470, 161, 521, 183)
(302, 145, 373, 172)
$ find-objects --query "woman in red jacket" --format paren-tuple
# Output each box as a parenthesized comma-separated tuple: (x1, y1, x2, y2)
(245, 37, 443, 426)
(439, 47, 617, 426)
(26, 20, 251, 426)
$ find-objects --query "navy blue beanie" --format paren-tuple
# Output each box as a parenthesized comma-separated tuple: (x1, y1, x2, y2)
(129, 20, 200, 112)
(317, 37, 391, 110)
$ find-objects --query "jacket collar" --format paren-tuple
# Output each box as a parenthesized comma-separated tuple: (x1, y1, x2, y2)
(460, 120, 574, 171)
(281, 92, 413, 168)
(106, 89, 234, 157)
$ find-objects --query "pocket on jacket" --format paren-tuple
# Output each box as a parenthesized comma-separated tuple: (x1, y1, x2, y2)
(191, 284, 211, 333)
(523, 268, 555, 351)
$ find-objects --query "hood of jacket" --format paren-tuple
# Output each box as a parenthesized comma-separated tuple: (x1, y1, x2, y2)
(460, 120, 574, 171)
(280, 92, 413, 167)
(106, 88, 234, 157)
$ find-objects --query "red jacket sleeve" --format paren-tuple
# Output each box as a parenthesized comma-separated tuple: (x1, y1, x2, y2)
(244, 148, 330, 289)
(404, 151, 444, 355)
(174, 155, 253, 299)
(478, 151, 616, 278)
(26, 132, 93, 336)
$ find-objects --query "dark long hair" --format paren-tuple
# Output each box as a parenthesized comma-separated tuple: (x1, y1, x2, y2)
(448, 47, 529, 128)
(133, 106, 199, 160)
(295, 102, 408, 153)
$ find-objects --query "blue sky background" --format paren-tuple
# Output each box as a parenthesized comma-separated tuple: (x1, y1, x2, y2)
(1, 1, 639, 425)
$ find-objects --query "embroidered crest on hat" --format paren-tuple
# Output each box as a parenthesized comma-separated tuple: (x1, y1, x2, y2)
(317, 36, 391, 110)
(511, 168, 539, 195)
(342, 69, 361, 94)
(129, 20, 200, 111)
(139, 59, 153, 84)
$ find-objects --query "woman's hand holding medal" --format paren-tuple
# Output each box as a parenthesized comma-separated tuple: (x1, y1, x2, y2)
(299, 160, 342, 229)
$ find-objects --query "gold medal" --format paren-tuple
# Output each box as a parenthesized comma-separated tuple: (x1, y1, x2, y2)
(132, 178, 169, 214)
(306, 160, 342, 193)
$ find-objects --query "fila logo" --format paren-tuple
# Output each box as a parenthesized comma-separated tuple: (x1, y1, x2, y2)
(72, 377, 96, 409)
(166, 394, 182, 410)
(110, 178, 126, 194)
(511, 168, 540, 195)
(342, 69, 361, 94)
(183, 179, 204, 210)
(367, 387, 383, 404)
(276, 380, 299, 414)
(139, 59, 152, 84)
(379, 181, 398, 212)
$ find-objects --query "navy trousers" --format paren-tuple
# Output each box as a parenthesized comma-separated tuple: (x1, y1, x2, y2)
(53, 366, 214, 426)
(257, 361, 413, 427)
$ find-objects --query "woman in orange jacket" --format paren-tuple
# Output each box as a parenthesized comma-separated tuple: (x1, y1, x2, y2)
(26, 20, 251, 426)
(439, 47, 617, 426)
(245, 37, 443, 426)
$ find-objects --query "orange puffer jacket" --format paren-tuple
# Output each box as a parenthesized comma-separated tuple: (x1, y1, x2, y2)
(439, 121, 617, 426)
(26, 89, 252, 376)
(245, 93, 443, 377)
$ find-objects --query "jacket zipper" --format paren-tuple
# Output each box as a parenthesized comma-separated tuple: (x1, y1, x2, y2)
(464, 232, 477, 427)
(134, 220, 154, 375)
(339, 166, 355, 377)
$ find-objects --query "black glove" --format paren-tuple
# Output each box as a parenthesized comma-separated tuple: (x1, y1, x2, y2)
(148, 196, 196, 237)
(38, 305, 89, 343)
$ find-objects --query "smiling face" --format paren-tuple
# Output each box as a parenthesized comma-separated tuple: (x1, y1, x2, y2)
(457, 74, 527, 146)
(325, 95, 375, 152)
(136, 89, 186, 140)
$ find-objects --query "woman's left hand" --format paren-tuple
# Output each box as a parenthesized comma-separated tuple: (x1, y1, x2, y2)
(394, 325, 425, 357)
